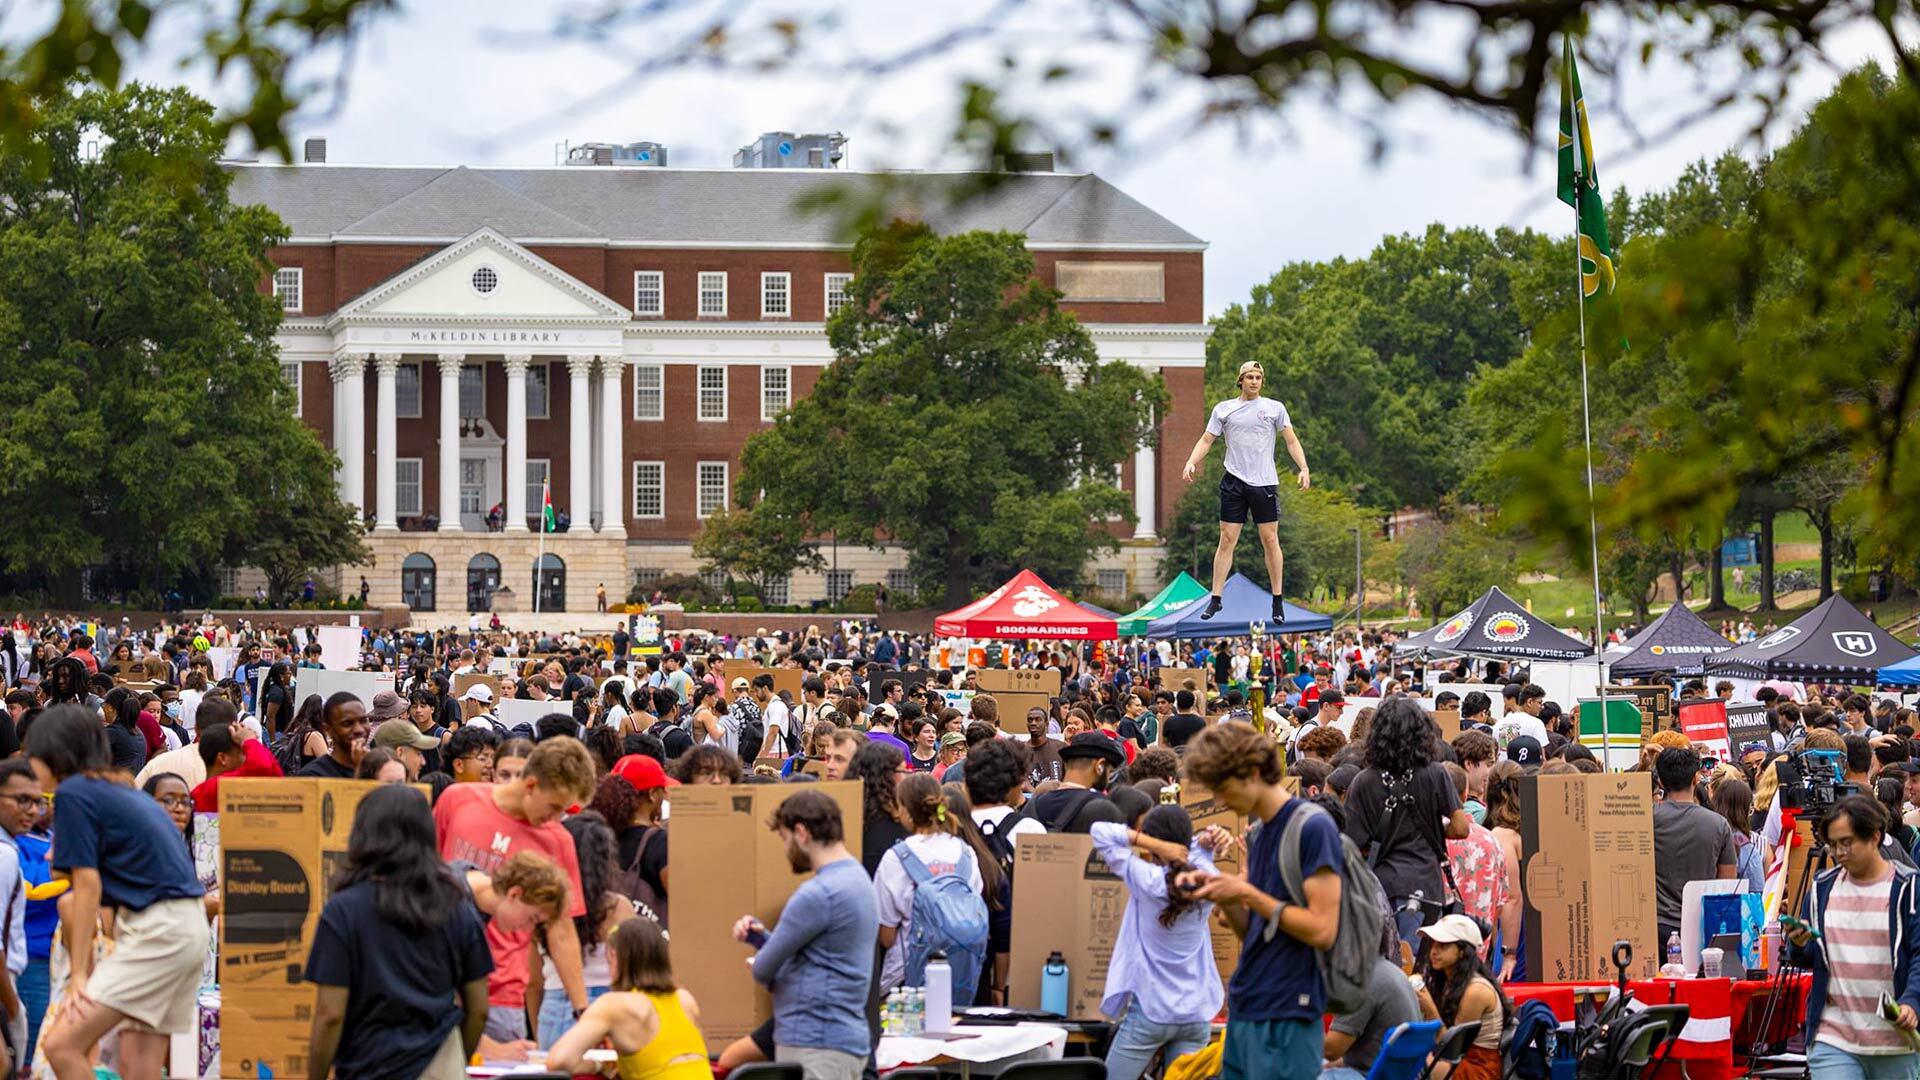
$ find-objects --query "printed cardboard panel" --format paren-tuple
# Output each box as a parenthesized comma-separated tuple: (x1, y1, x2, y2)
(975, 669, 1061, 733)
(1157, 667, 1209, 695)
(1677, 699, 1733, 763)
(219, 779, 423, 1078)
(1517, 772, 1658, 984)
(670, 781, 865, 1044)
(1603, 684, 1672, 731)
(1432, 708, 1462, 744)
(1008, 833, 1126, 1020)
(1726, 702, 1771, 750)
(985, 692, 1052, 733)
(1178, 782, 1245, 983)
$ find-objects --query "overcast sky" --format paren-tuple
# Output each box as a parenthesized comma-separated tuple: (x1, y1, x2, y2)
(10, 1, 1899, 314)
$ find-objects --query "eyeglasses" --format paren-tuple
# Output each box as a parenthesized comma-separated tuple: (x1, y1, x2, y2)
(4, 795, 45, 810)
(153, 794, 191, 810)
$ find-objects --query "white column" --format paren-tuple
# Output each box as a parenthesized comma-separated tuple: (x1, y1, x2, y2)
(373, 353, 401, 531)
(332, 354, 368, 517)
(567, 355, 595, 532)
(503, 353, 531, 533)
(1132, 441, 1157, 539)
(437, 354, 465, 532)
(330, 366, 346, 490)
(598, 354, 624, 536)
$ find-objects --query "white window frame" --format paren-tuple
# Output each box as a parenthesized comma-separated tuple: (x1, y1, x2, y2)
(696, 460, 730, 519)
(698, 271, 728, 318)
(824, 273, 853, 317)
(697, 365, 727, 422)
(525, 459, 551, 522)
(886, 568, 914, 592)
(632, 270, 664, 317)
(459, 364, 485, 419)
(761, 272, 791, 319)
(760, 365, 790, 421)
(395, 458, 423, 517)
(632, 364, 664, 421)
(273, 267, 303, 312)
(764, 575, 791, 606)
(280, 361, 302, 416)
(526, 362, 550, 420)
(631, 461, 665, 520)
(396, 362, 423, 418)
(1097, 569, 1127, 595)
(825, 569, 853, 603)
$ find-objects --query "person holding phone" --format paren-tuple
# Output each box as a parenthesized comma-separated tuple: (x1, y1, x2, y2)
(1786, 794, 1920, 1077)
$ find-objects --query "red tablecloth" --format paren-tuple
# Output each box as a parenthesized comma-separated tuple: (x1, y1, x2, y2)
(1507, 975, 1809, 1080)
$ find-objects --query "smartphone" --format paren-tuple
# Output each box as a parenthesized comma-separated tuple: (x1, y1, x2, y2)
(745, 926, 769, 949)
(1782, 915, 1821, 940)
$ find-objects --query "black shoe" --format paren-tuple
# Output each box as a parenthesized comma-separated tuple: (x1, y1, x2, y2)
(1272, 594, 1285, 620)
(1199, 595, 1223, 620)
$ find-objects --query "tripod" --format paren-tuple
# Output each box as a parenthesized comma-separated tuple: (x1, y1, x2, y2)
(1747, 827, 1831, 1073)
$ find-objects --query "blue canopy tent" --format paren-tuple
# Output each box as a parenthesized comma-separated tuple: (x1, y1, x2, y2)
(1143, 573, 1333, 638)
(1879, 653, 1920, 688)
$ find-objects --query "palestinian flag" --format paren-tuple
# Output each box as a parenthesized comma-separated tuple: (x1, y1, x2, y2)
(1558, 37, 1617, 301)
(541, 477, 555, 533)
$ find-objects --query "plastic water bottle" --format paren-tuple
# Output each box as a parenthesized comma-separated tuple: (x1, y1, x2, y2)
(882, 990, 899, 1037)
(1666, 931, 1684, 976)
(1041, 950, 1070, 1016)
(906, 987, 924, 1035)
(924, 952, 953, 1033)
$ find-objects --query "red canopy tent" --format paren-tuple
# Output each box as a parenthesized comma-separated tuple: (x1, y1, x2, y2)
(933, 569, 1118, 640)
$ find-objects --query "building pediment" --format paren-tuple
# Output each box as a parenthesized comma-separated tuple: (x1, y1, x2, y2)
(330, 228, 630, 325)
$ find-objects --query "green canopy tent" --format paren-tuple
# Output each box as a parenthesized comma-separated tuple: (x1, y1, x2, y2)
(1118, 572, 1209, 636)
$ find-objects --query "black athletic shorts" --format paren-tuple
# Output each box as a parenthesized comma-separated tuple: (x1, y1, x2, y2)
(1219, 471, 1280, 525)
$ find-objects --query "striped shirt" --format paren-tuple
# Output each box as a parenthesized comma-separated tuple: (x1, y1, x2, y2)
(1817, 867, 1908, 1055)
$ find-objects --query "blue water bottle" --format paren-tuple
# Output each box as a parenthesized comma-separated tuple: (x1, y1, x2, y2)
(1040, 950, 1069, 1016)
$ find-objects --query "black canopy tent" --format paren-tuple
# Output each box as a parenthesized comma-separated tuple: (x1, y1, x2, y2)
(1606, 603, 1735, 678)
(1394, 586, 1595, 661)
(1704, 594, 1916, 682)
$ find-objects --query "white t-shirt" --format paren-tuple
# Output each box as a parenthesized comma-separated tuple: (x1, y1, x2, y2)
(1491, 712, 1549, 751)
(973, 805, 1046, 842)
(874, 832, 985, 992)
(762, 697, 792, 756)
(1205, 396, 1293, 487)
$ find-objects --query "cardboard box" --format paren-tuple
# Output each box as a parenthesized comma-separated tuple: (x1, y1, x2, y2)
(1432, 707, 1462, 744)
(1516, 772, 1658, 983)
(1157, 667, 1208, 695)
(219, 779, 423, 1078)
(452, 673, 503, 700)
(1178, 782, 1245, 983)
(975, 669, 1061, 734)
(1008, 833, 1125, 1019)
(670, 782, 865, 1044)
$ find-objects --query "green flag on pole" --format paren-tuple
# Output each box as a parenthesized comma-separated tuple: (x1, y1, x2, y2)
(541, 477, 556, 533)
(1557, 37, 1617, 302)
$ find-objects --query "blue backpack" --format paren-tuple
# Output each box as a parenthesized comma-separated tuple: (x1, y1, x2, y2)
(1504, 997, 1562, 1080)
(892, 841, 989, 1004)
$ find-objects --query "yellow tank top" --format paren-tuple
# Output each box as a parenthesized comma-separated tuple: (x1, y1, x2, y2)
(617, 991, 713, 1080)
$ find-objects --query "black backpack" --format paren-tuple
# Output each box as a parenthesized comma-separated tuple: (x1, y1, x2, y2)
(269, 731, 302, 775)
(977, 805, 1039, 883)
(732, 700, 766, 762)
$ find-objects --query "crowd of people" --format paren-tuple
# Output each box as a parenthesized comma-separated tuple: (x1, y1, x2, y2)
(0, 612, 1913, 1079)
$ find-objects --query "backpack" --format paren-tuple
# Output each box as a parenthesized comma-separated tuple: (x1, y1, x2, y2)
(732, 699, 766, 762)
(611, 826, 670, 930)
(892, 841, 989, 1005)
(1276, 799, 1392, 1014)
(269, 731, 302, 776)
(976, 806, 1038, 885)
(1504, 998, 1561, 1080)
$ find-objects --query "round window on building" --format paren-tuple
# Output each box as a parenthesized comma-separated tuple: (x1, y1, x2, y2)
(471, 266, 499, 294)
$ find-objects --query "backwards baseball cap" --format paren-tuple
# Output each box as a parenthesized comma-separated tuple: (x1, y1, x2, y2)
(373, 718, 439, 752)
(612, 754, 679, 791)
(460, 684, 494, 705)
(1506, 735, 1543, 767)
(1236, 360, 1263, 384)
(730, 676, 751, 692)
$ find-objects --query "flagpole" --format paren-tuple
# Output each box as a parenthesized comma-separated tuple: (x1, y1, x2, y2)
(535, 477, 547, 616)
(1570, 54, 1612, 765)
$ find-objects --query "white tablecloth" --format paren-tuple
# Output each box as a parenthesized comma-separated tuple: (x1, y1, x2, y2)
(877, 1022, 1069, 1070)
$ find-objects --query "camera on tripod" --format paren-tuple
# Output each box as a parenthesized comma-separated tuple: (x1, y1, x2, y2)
(1789, 747, 1857, 820)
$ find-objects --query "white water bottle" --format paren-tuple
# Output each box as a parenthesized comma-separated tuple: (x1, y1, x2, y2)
(925, 952, 953, 1033)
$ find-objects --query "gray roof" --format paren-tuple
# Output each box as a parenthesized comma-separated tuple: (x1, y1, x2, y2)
(226, 164, 1204, 248)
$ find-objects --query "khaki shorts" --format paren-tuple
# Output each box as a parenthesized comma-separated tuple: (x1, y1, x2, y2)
(88, 897, 208, 1033)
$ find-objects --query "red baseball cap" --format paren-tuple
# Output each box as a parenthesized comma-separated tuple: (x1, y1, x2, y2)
(612, 754, 679, 791)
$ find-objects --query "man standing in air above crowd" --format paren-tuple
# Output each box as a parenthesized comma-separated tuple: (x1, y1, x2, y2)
(1180, 360, 1311, 622)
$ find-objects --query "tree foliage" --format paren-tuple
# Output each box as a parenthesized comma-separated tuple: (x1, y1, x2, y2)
(692, 504, 826, 601)
(738, 224, 1166, 606)
(0, 83, 365, 601)
(1396, 512, 1515, 617)
(1159, 457, 1373, 602)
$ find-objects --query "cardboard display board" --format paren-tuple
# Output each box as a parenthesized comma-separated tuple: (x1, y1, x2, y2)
(1677, 699, 1733, 762)
(496, 697, 565, 730)
(314, 625, 360, 671)
(1432, 707, 1462, 744)
(1604, 684, 1673, 731)
(1156, 667, 1209, 695)
(1435, 682, 1508, 719)
(1516, 772, 1658, 983)
(1008, 833, 1125, 1019)
(219, 779, 427, 1078)
(728, 664, 804, 702)
(1726, 702, 1770, 750)
(1178, 782, 1245, 982)
(291, 668, 393, 712)
(976, 669, 1061, 734)
(452, 673, 503, 701)
(671, 782, 864, 1044)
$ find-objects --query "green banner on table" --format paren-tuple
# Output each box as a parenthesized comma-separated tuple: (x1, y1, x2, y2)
(1577, 697, 1645, 746)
